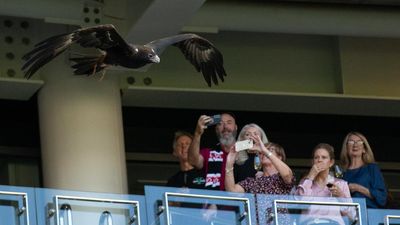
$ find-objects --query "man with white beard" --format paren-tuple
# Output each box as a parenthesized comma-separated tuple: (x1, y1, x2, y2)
(188, 113, 240, 190)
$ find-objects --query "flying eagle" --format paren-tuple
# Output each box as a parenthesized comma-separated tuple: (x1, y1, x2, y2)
(22, 24, 226, 87)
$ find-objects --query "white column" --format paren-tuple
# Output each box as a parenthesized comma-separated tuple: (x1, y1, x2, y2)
(37, 57, 128, 194)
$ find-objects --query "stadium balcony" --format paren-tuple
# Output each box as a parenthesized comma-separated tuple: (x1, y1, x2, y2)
(1, 185, 399, 225)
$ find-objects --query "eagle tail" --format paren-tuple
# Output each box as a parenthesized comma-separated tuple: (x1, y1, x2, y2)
(22, 33, 75, 79)
(70, 55, 107, 75)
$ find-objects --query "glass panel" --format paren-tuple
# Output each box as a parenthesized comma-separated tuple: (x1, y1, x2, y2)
(166, 193, 246, 225)
(368, 209, 400, 225)
(257, 194, 367, 225)
(385, 215, 400, 225)
(34, 188, 146, 225)
(54, 197, 135, 225)
(0, 196, 20, 225)
(0, 185, 36, 225)
(145, 186, 256, 225)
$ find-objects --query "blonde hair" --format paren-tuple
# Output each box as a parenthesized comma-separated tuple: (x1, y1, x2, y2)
(340, 131, 375, 169)
(236, 123, 269, 165)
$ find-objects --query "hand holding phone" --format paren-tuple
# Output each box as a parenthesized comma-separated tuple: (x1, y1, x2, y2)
(206, 114, 221, 126)
(235, 139, 254, 152)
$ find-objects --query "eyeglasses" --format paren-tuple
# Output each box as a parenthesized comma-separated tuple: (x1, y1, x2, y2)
(347, 140, 364, 146)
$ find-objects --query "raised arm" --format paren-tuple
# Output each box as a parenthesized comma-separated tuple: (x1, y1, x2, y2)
(253, 135, 294, 184)
(188, 115, 211, 169)
(225, 148, 245, 193)
(296, 178, 314, 196)
(296, 163, 323, 196)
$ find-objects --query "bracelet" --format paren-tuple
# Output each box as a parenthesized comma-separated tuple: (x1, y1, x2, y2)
(265, 151, 273, 158)
(226, 167, 234, 174)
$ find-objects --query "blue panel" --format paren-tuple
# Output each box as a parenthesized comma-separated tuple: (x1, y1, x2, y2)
(0, 185, 37, 225)
(367, 209, 400, 225)
(256, 194, 367, 225)
(4, 184, 400, 225)
(144, 185, 257, 225)
(34, 188, 147, 225)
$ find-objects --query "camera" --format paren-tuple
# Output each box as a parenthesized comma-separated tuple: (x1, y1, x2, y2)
(206, 114, 221, 126)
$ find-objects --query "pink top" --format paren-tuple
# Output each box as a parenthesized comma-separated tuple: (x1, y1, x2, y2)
(296, 178, 353, 225)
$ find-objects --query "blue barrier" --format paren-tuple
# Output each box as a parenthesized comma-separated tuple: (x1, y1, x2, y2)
(0, 185, 396, 225)
(145, 186, 256, 225)
(0, 185, 37, 225)
(367, 209, 400, 225)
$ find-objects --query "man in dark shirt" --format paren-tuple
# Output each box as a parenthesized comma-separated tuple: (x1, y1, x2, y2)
(167, 131, 205, 189)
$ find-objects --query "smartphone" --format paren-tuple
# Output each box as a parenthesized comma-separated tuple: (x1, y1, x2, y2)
(206, 114, 221, 126)
(235, 139, 254, 152)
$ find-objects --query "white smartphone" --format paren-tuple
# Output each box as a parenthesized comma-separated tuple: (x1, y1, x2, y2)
(235, 139, 253, 152)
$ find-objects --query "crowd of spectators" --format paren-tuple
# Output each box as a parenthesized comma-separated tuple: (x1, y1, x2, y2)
(166, 112, 389, 224)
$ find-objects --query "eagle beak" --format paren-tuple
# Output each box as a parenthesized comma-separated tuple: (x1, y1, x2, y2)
(152, 55, 160, 64)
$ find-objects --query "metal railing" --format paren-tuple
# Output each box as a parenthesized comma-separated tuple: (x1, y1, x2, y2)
(384, 215, 400, 225)
(0, 190, 30, 225)
(273, 199, 362, 225)
(163, 192, 252, 225)
(99, 211, 113, 225)
(53, 195, 140, 225)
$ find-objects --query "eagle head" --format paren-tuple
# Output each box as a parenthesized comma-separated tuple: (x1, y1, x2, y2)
(136, 47, 160, 64)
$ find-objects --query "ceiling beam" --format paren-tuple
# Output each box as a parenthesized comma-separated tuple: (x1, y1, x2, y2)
(122, 86, 400, 117)
(125, 0, 206, 44)
(188, 1, 400, 37)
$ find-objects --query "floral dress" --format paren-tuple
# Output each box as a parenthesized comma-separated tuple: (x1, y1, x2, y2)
(239, 173, 295, 225)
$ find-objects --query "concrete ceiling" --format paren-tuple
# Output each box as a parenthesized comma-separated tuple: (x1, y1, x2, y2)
(120, 1, 400, 117)
(2, 0, 400, 117)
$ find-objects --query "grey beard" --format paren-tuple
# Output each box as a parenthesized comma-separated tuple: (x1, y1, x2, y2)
(219, 134, 236, 146)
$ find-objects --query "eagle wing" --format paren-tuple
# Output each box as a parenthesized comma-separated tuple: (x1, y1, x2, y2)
(146, 34, 226, 87)
(22, 24, 130, 79)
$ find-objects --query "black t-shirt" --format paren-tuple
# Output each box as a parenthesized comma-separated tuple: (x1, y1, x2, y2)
(167, 168, 206, 189)
(234, 153, 258, 183)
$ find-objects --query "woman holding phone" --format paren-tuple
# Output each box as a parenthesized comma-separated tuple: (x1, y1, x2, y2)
(225, 124, 294, 224)
(233, 123, 269, 182)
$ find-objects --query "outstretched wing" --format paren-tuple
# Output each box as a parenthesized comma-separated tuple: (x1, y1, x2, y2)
(22, 24, 130, 79)
(146, 34, 226, 87)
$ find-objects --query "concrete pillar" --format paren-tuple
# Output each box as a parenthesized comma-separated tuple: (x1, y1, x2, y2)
(37, 57, 127, 194)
